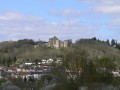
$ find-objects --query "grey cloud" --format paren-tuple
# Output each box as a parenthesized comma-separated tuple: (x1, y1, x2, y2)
(78, 0, 120, 15)
(93, 5, 120, 15)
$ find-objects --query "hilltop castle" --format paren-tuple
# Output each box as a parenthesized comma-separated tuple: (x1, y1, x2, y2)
(48, 36, 72, 49)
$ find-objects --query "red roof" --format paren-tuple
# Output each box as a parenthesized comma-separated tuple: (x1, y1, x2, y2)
(19, 72, 30, 76)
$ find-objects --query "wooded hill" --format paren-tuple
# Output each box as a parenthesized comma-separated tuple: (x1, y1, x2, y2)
(0, 38, 120, 67)
(75, 39, 120, 66)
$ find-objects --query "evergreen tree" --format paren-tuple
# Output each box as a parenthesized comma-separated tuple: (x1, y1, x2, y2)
(92, 37, 97, 40)
(106, 39, 110, 45)
(24, 76, 27, 82)
(111, 39, 116, 46)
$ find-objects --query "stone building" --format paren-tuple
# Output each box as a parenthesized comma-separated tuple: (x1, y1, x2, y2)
(64, 39, 72, 47)
(55, 40, 64, 49)
(48, 36, 58, 48)
(48, 36, 72, 48)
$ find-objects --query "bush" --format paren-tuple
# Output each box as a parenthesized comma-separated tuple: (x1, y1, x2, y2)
(112, 77, 120, 86)
(1, 81, 21, 90)
(0, 79, 6, 85)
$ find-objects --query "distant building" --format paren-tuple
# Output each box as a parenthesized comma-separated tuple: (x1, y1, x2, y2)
(48, 36, 58, 48)
(64, 39, 72, 47)
(48, 36, 72, 48)
(24, 62, 33, 65)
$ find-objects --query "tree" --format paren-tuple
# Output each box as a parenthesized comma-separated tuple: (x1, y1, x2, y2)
(64, 47, 87, 73)
(116, 44, 120, 50)
(111, 39, 116, 46)
(23, 77, 27, 82)
(106, 39, 110, 45)
(96, 57, 116, 84)
(34, 59, 39, 65)
(86, 61, 97, 84)
(13, 56, 17, 63)
(92, 37, 97, 40)
(64, 47, 88, 87)
(28, 77, 34, 82)
(7, 56, 11, 67)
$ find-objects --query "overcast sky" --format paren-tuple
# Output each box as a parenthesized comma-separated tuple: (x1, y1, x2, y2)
(0, 0, 120, 42)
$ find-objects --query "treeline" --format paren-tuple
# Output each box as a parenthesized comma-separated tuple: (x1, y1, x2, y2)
(91, 37, 120, 49)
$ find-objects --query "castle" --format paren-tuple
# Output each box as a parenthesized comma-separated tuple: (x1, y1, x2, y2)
(48, 36, 72, 49)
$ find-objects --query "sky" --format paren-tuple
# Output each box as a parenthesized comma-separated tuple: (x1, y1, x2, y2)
(0, 0, 120, 42)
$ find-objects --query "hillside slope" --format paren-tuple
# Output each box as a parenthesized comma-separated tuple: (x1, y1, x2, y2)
(75, 39, 120, 66)
(0, 39, 119, 66)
